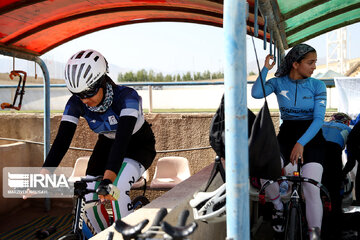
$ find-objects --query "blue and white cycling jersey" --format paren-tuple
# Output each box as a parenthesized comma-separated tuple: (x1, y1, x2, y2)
(252, 67, 327, 146)
(322, 121, 351, 149)
(61, 85, 144, 139)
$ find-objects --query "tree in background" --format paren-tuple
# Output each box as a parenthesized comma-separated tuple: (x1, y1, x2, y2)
(117, 69, 224, 82)
(136, 69, 147, 82)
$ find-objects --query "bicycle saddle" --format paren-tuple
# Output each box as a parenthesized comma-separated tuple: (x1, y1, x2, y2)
(161, 221, 198, 240)
(114, 219, 149, 239)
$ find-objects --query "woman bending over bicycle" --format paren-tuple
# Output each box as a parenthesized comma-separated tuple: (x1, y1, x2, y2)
(40, 50, 156, 234)
(251, 44, 327, 238)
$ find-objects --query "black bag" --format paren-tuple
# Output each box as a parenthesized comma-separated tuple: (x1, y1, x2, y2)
(248, 98, 281, 180)
(209, 94, 256, 159)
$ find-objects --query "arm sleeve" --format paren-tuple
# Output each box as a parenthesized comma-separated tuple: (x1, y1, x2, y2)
(343, 124, 360, 174)
(251, 67, 275, 99)
(297, 81, 327, 146)
(105, 115, 137, 174)
(42, 120, 77, 169)
(342, 151, 356, 176)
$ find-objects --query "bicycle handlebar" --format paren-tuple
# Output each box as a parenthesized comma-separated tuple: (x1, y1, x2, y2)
(177, 210, 189, 227)
(140, 207, 168, 239)
(258, 174, 332, 211)
(161, 221, 198, 240)
(115, 208, 198, 240)
(115, 219, 150, 240)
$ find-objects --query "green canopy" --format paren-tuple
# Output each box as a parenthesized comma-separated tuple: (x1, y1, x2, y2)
(260, 0, 360, 50)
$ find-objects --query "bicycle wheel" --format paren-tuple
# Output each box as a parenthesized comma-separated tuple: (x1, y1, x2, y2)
(285, 206, 301, 240)
(132, 195, 150, 210)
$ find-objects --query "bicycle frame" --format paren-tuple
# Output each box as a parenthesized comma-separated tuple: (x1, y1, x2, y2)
(259, 162, 331, 240)
(60, 175, 150, 240)
(72, 180, 98, 236)
(284, 163, 305, 240)
(59, 176, 103, 240)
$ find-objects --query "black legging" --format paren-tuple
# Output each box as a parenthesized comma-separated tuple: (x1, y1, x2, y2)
(322, 142, 343, 239)
(344, 121, 360, 202)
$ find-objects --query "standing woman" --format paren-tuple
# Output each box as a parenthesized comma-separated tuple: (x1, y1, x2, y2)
(251, 44, 327, 237)
(40, 50, 156, 235)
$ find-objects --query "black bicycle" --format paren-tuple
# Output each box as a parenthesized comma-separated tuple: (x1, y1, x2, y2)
(114, 208, 198, 240)
(259, 160, 331, 240)
(58, 175, 150, 240)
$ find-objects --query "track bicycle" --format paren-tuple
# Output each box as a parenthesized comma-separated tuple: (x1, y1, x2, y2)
(114, 208, 198, 240)
(58, 175, 150, 240)
(259, 159, 331, 240)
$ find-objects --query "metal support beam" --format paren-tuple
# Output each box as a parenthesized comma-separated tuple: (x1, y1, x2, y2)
(0, 47, 51, 211)
(224, 0, 249, 239)
(34, 57, 51, 160)
(258, 0, 286, 61)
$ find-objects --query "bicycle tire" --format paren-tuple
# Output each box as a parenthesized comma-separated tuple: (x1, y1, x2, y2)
(285, 206, 301, 240)
(132, 195, 150, 210)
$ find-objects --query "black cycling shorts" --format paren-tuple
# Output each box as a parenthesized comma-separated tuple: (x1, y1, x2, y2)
(86, 120, 156, 176)
(277, 120, 325, 166)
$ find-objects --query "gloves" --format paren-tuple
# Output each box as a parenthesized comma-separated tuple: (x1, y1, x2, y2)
(96, 179, 112, 196)
(96, 179, 120, 200)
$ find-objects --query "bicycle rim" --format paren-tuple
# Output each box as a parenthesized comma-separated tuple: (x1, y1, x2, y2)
(132, 195, 150, 210)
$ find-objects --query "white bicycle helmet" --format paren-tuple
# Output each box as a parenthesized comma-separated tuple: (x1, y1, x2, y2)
(189, 183, 226, 223)
(64, 49, 108, 93)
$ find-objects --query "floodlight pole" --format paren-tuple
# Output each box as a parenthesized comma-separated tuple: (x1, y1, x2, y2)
(224, 0, 249, 239)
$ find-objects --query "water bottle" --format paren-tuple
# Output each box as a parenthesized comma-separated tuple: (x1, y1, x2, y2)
(279, 181, 289, 196)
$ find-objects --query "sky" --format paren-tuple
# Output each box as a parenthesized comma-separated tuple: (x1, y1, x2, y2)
(2, 21, 360, 79)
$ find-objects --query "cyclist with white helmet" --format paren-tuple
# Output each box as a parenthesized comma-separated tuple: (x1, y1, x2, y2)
(40, 49, 156, 234)
(252, 44, 327, 238)
(321, 112, 351, 239)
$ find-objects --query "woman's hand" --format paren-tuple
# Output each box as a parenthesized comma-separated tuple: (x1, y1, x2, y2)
(97, 170, 118, 202)
(264, 54, 276, 70)
(290, 142, 304, 165)
(23, 168, 51, 199)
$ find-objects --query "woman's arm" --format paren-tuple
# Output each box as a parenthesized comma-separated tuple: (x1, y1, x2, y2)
(290, 81, 326, 163)
(105, 115, 137, 178)
(42, 121, 77, 169)
(251, 55, 276, 99)
(342, 151, 356, 177)
(297, 81, 327, 146)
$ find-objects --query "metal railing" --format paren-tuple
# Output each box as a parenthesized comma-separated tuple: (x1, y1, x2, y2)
(0, 79, 335, 112)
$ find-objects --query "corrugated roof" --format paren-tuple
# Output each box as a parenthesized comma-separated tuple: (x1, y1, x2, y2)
(0, 0, 359, 58)
(0, 0, 269, 57)
(260, 0, 360, 49)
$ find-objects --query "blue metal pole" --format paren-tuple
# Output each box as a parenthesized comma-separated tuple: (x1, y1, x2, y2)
(263, 16, 267, 50)
(35, 57, 50, 160)
(224, 0, 249, 239)
(35, 57, 51, 212)
(270, 31, 273, 55)
(254, 0, 259, 37)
